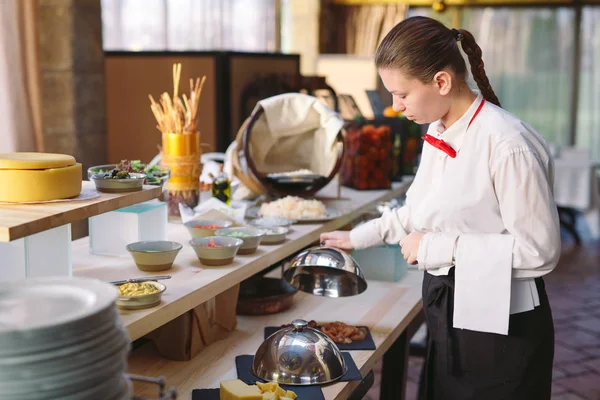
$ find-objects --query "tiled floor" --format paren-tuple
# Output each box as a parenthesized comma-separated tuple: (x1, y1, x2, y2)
(365, 226, 600, 400)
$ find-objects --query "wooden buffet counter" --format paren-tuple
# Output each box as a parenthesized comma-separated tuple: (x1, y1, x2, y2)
(70, 179, 423, 399)
(128, 272, 423, 399)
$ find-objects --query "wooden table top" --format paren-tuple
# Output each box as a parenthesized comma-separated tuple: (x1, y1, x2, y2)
(72, 180, 412, 341)
(0, 181, 161, 242)
(127, 270, 424, 400)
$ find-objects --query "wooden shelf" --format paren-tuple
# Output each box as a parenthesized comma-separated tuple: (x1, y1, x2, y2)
(72, 180, 412, 341)
(0, 181, 162, 242)
(126, 271, 424, 399)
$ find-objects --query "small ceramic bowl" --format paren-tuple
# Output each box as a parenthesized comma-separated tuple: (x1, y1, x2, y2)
(115, 281, 166, 310)
(126, 241, 182, 272)
(248, 216, 295, 228)
(184, 219, 233, 238)
(261, 227, 289, 245)
(215, 227, 266, 255)
(90, 172, 146, 193)
(189, 236, 244, 266)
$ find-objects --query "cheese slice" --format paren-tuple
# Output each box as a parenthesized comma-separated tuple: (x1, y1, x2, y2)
(220, 380, 262, 400)
(0, 163, 82, 202)
(0, 152, 76, 170)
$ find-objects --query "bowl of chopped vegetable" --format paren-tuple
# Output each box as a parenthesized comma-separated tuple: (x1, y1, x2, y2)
(126, 240, 183, 272)
(189, 236, 244, 266)
(215, 227, 266, 255)
(88, 160, 170, 189)
(89, 169, 146, 193)
(115, 281, 167, 310)
(184, 219, 234, 238)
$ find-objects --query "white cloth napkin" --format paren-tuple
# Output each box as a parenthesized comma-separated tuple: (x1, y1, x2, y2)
(453, 233, 515, 335)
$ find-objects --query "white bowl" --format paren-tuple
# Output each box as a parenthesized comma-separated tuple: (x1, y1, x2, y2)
(248, 216, 295, 228)
(115, 281, 166, 310)
(184, 219, 233, 238)
(261, 227, 289, 245)
(125, 241, 182, 272)
(189, 236, 244, 266)
(215, 227, 265, 255)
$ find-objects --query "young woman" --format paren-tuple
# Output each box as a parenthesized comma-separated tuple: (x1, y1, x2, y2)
(320, 16, 560, 400)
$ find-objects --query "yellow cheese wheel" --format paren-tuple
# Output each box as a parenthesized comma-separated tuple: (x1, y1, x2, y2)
(219, 380, 262, 400)
(0, 152, 76, 170)
(0, 163, 82, 202)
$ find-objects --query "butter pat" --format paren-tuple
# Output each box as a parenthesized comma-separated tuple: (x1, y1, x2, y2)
(220, 380, 262, 400)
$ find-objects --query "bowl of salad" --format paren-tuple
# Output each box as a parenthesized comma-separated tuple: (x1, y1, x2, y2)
(88, 160, 170, 188)
(214, 227, 266, 255)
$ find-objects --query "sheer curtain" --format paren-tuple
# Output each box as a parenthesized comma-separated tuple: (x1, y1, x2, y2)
(0, 0, 43, 153)
(101, 0, 276, 52)
(576, 7, 600, 162)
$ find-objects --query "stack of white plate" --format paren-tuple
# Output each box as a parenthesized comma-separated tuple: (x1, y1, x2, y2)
(0, 277, 132, 400)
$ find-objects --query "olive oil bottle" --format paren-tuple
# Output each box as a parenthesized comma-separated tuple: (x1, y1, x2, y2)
(211, 166, 231, 205)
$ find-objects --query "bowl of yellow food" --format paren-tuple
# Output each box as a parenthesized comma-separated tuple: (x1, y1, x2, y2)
(115, 281, 166, 310)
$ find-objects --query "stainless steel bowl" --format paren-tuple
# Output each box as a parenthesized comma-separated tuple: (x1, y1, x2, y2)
(283, 246, 367, 297)
(252, 319, 347, 385)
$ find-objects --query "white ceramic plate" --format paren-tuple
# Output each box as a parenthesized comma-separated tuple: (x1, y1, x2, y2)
(0, 326, 128, 379)
(0, 277, 117, 335)
(246, 206, 341, 223)
(0, 306, 118, 357)
(0, 349, 128, 397)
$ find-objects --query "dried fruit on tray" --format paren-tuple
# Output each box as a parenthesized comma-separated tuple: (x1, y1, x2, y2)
(340, 123, 393, 190)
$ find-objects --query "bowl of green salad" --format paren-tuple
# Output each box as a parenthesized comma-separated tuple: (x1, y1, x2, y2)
(88, 160, 170, 189)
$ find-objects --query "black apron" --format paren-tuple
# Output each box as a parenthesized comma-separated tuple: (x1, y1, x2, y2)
(422, 269, 554, 400)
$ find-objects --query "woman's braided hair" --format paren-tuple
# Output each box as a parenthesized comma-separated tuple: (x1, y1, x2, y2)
(375, 16, 501, 107)
(458, 29, 501, 107)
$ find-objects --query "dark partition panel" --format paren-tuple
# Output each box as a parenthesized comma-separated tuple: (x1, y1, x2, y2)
(104, 51, 300, 163)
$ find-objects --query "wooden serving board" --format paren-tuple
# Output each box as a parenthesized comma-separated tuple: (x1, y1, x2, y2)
(0, 181, 161, 242)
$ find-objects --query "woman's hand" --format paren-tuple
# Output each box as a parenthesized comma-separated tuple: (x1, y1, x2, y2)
(400, 232, 424, 265)
(320, 231, 353, 250)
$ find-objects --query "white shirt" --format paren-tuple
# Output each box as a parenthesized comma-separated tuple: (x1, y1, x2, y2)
(350, 93, 561, 335)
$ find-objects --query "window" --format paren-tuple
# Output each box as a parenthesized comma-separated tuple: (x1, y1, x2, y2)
(406, 6, 600, 159)
(576, 6, 600, 162)
(461, 8, 575, 147)
(101, 0, 277, 52)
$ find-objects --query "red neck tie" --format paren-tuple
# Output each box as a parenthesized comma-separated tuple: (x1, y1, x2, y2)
(421, 98, 485, 159)
(421, 134, 457, 158)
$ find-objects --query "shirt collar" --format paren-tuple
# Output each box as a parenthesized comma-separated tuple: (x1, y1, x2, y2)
(430, 92, 484, 154)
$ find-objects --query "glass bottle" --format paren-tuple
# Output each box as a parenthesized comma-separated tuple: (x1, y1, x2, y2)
(211, 166, 231, 205)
